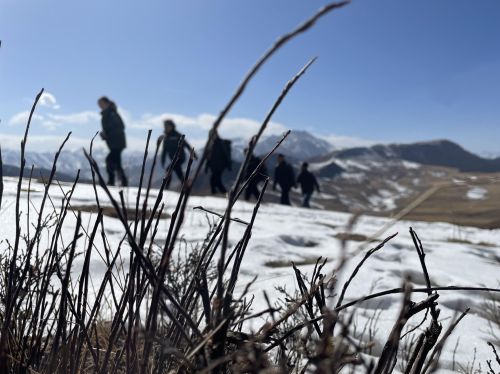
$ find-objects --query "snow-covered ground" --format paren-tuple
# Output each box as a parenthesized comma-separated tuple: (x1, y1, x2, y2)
(467, 187, 488, 200)
(1, 176, 499, 372)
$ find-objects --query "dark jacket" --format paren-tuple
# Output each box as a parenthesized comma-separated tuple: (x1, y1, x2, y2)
(297, 170, 320, 194)
(101, 107, 126, 150)
(207, 137, 231, 172)
(245, 155, 268, 182)
(161, 129, 189, 166)
(274, 161, 295, 190)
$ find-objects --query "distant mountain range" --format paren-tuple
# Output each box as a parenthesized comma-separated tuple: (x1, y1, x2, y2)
(4, 132, 500, 227)
(310, 139, 500, 178)
(254, 130, 335, 160)
(3, 132, 500, 183)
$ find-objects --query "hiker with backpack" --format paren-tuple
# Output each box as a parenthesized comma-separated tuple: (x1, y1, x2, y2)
(206, 130, 231, 194)
(160, 119, 196, 189)
(243, 149, 268, 201)
(273, 154, 296, 205)
(98, 96, 128, 187)
(296, 162, 320, 208)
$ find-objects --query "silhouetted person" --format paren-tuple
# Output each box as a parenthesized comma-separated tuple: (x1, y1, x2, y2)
(243, 150, 268, 201)
(98, 96, 128, 187)
(206, 131, 231, 194)
(296, 162, 320, 208)
(160, 119, 195, 189)
(273, 154, 295, 205)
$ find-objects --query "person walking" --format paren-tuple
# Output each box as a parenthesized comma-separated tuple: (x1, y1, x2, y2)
(206, 131, 231, 194)
(98, 96, 128, 187)
(243, 149, 268, 201)
(273, 154, 295, 205)
(160, 119, 195, 188)
(296, 162, 320, 208)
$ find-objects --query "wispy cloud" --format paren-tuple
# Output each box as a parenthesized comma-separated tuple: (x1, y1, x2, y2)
(5, 93, 375, 152)
(0, 130, 376, 154)
(127, 112, 288, 140)
(8, 111, 45, 126)
(7, 104, 288, 140)
(8, 92, 98, 130)
(39, 92, 60, 110)
(8, 110, 99, 131)
(326, 134, 375, 149)
(42, 112, 100, 130)
(0, 133, 150, 152)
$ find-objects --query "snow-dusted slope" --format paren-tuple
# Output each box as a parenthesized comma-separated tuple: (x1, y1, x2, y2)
(1, 148, 147, 181)
(254, 130, 335, 160)
(1, 177, 499, 372)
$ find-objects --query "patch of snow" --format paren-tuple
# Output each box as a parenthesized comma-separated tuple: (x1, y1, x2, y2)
(386, 180, 409, 195)
(343, 159, 371, 171)
(467, 187, 488, 200)
(431, 171, 446, 178)
(401, 160, 421, 169)
(339, 172, 366, 182)
(368, 190, 397, 211)
(0, 176, 499, 371)
(453, 178, 467, 185)
(313, 158, 371, 173)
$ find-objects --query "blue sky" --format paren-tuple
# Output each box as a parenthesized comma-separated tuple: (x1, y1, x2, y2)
(1, 0, 499, 154)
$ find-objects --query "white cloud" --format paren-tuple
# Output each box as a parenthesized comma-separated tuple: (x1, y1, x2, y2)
(325, 134, 376, 149)
(5, 104, 374, 153)
(0, 133, 92, 151)
(0, 133, 149, 152)
(42, 112, 100, 130)
(8, 110, 100, 130)
(8, 104, 286, 139)
(46, 111, 99, 124)
(39, 92, 60, 110)
(8, 111, 44, 126)
(128, 112, 287, 140)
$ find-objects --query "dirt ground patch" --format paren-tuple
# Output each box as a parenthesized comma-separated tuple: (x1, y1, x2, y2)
(446, 237, 495, 247)
(71, 204, 170, 220)
(335, 232, 371, 242)
(399, 179, 500, 229)
(264, 256, 328, 268)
